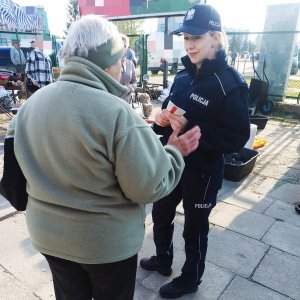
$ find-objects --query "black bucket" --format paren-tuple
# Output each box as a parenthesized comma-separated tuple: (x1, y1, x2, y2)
(250, 114, 268, 130)
(224, 148, 260, 182)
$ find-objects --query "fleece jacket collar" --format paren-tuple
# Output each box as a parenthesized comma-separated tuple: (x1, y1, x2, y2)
(58, 56, 128, 98)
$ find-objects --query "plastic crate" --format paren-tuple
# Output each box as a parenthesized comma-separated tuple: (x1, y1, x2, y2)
(224, 148, 260, 182)
(250, 114, 268, 130)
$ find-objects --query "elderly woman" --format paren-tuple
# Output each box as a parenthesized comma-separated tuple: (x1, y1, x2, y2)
(6, 15, 200, 300)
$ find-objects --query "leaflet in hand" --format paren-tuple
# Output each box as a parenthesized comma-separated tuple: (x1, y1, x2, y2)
(166, 101, 186, 116)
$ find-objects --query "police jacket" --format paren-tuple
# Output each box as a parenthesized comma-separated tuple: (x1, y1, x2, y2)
(154, 50, 250, 177)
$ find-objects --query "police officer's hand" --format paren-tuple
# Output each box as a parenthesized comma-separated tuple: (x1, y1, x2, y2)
(167, 126, 201, 157)
(155, 110, 170, 127)
(164, 110, 188, 133)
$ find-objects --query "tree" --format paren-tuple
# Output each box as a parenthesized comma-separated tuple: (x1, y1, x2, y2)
(112, 19, 144, 36)
(254, 34, 262, 52)
(229, 35, 239, 53)
(65, 0, 80, 35)
(112, 19, 144, 53)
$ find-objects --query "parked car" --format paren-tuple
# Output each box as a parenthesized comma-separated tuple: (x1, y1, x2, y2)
(290, 45, 299, 75)
(291, 58, 298, 75)
(147, 32, 185, 75)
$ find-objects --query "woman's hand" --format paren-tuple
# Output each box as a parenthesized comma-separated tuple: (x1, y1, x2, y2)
(167, 126, 201, 157)
(163, 110, 188, 133)
(155, 110, 171, 127)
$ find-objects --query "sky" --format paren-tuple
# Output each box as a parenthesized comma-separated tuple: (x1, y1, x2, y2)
(208, 0, 299, 31)
(14, 0, 300, 36)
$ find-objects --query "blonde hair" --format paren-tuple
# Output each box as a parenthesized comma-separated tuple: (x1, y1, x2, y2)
(59, 15, 120, 59)
(209, 30, 228, 55)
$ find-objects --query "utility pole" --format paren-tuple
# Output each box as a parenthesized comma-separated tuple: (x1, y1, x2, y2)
(162, 16, 171, 89)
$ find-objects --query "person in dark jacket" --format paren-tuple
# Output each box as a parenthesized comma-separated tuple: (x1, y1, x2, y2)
(140, 4, 250, 299)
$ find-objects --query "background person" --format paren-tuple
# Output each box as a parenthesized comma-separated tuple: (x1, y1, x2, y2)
(120, 34, 137, 103)
(231, 50, 237, 66)
(10, 40, 26, 74)
(140, 4, 250, 299)
(27, 40, 35, 57)
(123, 35, 137, 67)
(25, 40, 52, 88)
(8, 15, 200, 300)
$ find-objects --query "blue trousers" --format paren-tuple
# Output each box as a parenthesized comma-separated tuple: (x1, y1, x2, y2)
(152, 169, 221, 284)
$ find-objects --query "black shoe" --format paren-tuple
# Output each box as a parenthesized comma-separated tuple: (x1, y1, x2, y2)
(159, 276, 199, 299)
(140, 256, 172, 276)
(295, 202, 300, 215)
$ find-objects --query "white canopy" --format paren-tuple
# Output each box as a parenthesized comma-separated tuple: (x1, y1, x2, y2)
(0, 0, 44, 31)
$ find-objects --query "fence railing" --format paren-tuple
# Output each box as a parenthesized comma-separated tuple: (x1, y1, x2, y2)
(1, 30, 298, 102)
(138, 31, 300, 101)
(226, 31, 299, 100)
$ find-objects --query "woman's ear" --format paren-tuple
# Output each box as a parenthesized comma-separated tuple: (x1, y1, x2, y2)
(211, 33, 221, 49)
(215, 32, 222, 43)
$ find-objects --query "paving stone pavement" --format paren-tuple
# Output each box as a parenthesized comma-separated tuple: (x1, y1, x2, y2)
(0, 113, 299, 300)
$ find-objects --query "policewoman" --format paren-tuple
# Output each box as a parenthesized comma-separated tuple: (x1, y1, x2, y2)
(140, 4, 250, 299)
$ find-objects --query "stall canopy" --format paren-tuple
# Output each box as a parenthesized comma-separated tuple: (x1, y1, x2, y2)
(0, 0, 44, 31)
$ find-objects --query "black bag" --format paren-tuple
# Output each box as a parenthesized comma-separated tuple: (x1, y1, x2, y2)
(0, 137, 28, 211)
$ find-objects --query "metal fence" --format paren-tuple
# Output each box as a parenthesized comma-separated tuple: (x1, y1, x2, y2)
(227, 31, 300, 100)
(136, 31, 300, 101)
(2, 29, 298, 102)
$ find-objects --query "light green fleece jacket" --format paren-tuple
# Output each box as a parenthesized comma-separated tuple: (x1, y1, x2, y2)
(8, 57, 184, 264)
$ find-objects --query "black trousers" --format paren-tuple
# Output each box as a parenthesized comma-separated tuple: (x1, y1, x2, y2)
(43, 253, 137, 300)
(152, 168, 221, 285)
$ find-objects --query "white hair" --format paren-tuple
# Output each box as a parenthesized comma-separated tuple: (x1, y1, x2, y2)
(59, 15, 120, 59)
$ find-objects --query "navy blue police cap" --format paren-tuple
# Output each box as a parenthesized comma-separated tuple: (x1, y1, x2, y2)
(171, 4, 221, 36)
